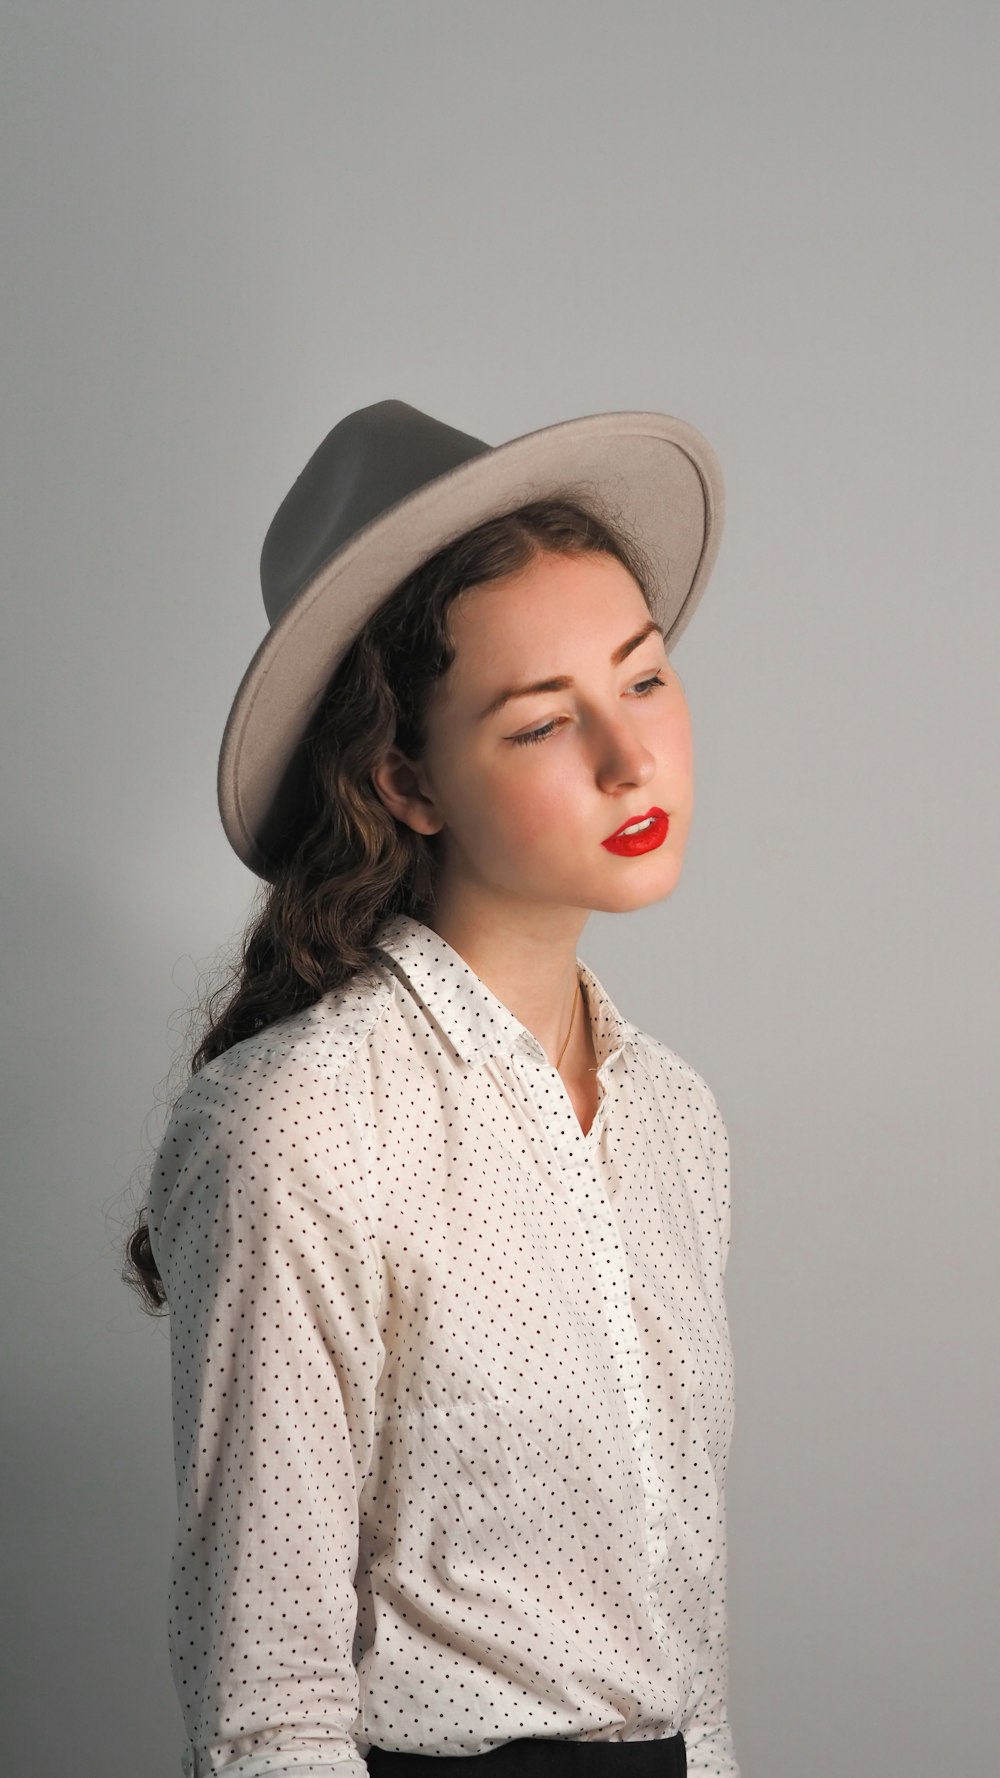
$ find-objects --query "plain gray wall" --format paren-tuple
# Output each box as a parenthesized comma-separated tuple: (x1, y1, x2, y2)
(3, 4, 997, 1774)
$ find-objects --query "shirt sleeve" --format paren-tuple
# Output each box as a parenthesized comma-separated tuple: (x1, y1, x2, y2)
(696, 1074, 732, 1288)
(148, 1055, 384, 1778)
(679, 1480, 739, 1777)
(681, 1079, 739, 1778)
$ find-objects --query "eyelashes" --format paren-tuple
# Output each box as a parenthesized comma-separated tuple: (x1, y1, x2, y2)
(509, 674, 667, 747)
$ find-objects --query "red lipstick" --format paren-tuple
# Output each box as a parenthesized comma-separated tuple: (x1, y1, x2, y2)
(601, 806, 669, 856)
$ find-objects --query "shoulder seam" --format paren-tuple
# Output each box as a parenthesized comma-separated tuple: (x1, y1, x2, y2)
(198, 968, 394, 1092)
(629, 1030, 713, 1093)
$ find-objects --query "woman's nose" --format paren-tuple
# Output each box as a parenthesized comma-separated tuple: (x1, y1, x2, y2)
(592, 718, 656, 789)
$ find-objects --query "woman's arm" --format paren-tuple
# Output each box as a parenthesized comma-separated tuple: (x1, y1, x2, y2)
(680, 1480, 739, 1778)
(682, 1078, 740, 1778)
(148, 1056, 383, 1778)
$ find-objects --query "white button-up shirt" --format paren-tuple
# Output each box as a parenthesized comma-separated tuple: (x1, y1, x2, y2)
(148, 913, 738, 1778)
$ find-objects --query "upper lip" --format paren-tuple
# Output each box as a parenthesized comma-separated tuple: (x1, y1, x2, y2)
(604, 806, 666, 841)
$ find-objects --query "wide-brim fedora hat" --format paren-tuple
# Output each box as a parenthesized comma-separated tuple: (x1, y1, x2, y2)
(218, 397, 724, 881)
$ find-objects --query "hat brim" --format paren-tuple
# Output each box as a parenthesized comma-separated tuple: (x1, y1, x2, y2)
(218, 409, 724, 880)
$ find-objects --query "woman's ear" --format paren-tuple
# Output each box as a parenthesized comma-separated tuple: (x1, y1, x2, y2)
(371, 746, 444, 836)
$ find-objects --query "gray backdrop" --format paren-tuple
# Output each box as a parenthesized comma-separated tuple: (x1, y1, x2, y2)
(3, 4, 997, 1775)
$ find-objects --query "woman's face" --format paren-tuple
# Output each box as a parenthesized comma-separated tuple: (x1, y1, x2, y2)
(374, 548, 695, 926)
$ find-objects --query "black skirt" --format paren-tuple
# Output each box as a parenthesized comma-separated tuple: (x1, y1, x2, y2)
(367, 1733, 685, 1778)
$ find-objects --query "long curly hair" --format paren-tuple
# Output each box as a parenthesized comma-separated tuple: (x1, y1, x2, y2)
(122, 489, 657, 1313)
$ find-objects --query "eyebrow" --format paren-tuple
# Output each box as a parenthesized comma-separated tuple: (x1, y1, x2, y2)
(477, 619, 666, 722)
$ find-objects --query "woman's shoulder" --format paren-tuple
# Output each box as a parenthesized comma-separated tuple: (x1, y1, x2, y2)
(628, 1024, 725, 1124)
(628, 1032, 731, 1241)
(173, 963, 395, 1117)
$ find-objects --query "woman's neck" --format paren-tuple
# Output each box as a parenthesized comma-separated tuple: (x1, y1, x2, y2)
(423, 904, 590, 1066)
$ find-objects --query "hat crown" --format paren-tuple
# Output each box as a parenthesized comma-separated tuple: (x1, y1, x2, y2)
(259, 399, 492, 627)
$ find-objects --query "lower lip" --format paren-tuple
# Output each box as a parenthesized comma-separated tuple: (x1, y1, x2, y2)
(601, 811, 669, 856)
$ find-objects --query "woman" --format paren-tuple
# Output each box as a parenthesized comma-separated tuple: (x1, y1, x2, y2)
(127, 399, 738, 1778)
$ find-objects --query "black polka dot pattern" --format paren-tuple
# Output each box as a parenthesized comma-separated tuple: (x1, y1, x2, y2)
(148, 914, 737, 1778)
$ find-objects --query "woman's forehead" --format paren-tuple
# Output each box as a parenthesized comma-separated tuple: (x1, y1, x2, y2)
(435, 556, 660, 721)
(448, 550, 650, 651)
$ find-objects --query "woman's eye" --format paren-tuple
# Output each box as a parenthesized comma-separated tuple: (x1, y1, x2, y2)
(509, 673, 666, 746)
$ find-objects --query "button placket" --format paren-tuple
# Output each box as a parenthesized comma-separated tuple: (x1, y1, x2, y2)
(493, 1041, 680, 1649)
(562, 1151, 676, 1639)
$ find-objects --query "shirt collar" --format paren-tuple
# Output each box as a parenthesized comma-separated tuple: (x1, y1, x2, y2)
(371, 912, 644, 1070)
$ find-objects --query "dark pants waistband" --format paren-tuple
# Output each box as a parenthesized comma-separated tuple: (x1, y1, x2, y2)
(366, 1733, 685, 1778)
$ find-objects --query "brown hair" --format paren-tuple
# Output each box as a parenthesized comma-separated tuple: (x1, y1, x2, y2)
(122, 490, 657, 1313)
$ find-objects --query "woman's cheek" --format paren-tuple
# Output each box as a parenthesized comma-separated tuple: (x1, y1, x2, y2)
(492, 767, 566, 846)
(662, 709, 694, 780)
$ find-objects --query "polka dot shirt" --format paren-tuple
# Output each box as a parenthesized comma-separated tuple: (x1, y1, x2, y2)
(148, 913, 738, 1778)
